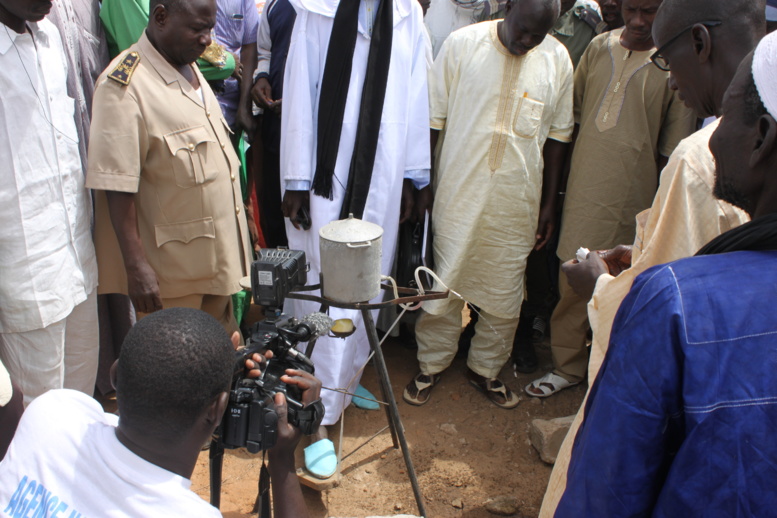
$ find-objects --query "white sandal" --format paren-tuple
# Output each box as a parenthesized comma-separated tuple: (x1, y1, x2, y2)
(524, 372, 579, 398)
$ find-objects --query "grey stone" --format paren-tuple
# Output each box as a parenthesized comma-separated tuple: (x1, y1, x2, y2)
(529, 415, 575, 464)
(484, 495, 520, 516)
(440, 423, 458, 435)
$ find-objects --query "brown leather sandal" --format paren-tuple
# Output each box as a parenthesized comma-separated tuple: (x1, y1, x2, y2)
(466, 368, 521, 409)
(403, 372, 441, 406)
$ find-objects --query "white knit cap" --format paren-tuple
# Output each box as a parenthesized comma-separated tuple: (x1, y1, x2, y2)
(752, 31, 777, 119)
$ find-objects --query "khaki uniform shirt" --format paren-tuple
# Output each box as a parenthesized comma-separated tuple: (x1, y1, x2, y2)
(86, 33, 251, 299)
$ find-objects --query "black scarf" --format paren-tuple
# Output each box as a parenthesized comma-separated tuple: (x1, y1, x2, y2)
(311, 0, 393, 220)
(696, 213, 777, 255)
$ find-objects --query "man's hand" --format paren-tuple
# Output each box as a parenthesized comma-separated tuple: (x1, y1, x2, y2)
(599, 245, 633, 276)
(231, 52, 243, 81)
(235, 104, 255, 137)
(414, 185, 433, 223)
(271, 369, 322, 456)
(534, 203, 557, 251)
(251, 77, 281, 112)
(561, 253, 608, 300)
(126, 259, 162, 314)
(282, 190, 310, 230)
(399, 179, 415, 224)
(244, 349, 273, 378)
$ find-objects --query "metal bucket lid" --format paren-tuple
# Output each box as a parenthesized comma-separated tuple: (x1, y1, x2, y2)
(319, 214, 383, 243)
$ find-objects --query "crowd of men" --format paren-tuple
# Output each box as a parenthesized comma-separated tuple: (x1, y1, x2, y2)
(1, 0, 777, 515)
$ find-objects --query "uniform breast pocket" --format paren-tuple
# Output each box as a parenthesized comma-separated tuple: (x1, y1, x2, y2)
(514, 96, 545, 139)
(164, 126, 220, 188)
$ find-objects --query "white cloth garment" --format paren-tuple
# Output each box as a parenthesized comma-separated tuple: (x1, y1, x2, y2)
(0, 20, 97, 334)
(0, 290, 98, 407)
(0, 20, 98, 405)
(0, 390, 221, 517)
(0, 360, 11, 407)
(424, 22, 574, 320)
(753, 31, 777, 120)
(281, 0, 431, 424)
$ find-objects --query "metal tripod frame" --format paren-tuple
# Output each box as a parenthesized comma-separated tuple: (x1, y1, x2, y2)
(286, 281, 448, 518)
(209, 281, 447, 517)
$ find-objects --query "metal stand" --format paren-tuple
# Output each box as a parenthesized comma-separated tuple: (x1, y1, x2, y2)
(288, 282, 448, 518)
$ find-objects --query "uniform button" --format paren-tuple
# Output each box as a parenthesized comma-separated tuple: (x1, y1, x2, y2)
(206, 110, 211, 116)
(231, 174, 236, 181)
(221, 143, 226, 149)
(188, 143, 195, 150)
(236, 206, 241, 214)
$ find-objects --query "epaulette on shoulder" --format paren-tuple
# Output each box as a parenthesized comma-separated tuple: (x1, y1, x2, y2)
(108, 51, 140, 86)
(576, 6, 602, 32)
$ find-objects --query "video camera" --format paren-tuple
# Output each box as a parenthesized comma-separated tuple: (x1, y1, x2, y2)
(215, 249, 327, 453)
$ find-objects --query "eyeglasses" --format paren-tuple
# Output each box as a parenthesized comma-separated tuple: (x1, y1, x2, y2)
(650, 21, 722, 72)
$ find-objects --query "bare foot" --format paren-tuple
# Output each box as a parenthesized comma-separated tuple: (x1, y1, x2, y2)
(312, 424, 328, 443)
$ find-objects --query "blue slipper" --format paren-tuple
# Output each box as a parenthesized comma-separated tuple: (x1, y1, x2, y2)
(352, 384, 380, 410)
(304, 439, 337, 479)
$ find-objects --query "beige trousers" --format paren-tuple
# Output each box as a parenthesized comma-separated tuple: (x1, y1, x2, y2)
(415, 299, 519, 379)
(140, 294, 241, 344)
(0, 290, 99, 407)
(549, 269, 590, 383)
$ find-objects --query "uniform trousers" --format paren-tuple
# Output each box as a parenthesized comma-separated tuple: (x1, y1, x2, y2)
(416, 299, 519, 379)
(139, 294, 241, 343)
(549, 269, 590, 382)
(0, 290, 99, 407)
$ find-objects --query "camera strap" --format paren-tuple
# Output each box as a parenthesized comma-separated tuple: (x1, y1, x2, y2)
(252, 455, 272, 518)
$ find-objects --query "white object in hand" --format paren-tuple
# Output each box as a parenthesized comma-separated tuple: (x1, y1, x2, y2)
(576, 247, 590, 262)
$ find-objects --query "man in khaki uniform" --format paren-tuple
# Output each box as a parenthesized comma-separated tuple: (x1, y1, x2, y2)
(86, 0, 251, 335)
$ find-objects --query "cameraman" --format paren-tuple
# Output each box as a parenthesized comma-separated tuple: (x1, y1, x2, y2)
(0, 308, 313, 518)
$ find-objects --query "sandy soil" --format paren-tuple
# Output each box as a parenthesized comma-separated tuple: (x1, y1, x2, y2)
(191, 337, 586, 518)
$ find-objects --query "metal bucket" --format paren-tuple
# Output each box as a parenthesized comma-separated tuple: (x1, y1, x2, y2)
(319, 215, 383, 303)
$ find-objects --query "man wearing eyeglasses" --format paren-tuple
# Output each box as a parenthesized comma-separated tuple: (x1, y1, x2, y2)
(526, 0, 696, 400)
(538, 0, 765, 515)
(555, 28, 777, 516)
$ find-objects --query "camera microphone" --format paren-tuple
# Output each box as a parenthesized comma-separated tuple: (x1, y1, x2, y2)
(296, 312, 334, 341)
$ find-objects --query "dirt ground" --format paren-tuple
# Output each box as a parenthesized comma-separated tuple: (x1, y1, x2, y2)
(190, 334, 586, 518)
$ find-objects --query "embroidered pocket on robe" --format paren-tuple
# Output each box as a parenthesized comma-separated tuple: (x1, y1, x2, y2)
(514, 96, 544, 139)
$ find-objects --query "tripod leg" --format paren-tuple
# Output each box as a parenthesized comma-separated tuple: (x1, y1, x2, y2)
(361, 309, 427, 517)
(209, 438, 225, 508)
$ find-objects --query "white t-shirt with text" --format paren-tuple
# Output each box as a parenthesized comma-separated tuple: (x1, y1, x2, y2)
(0, 390, 221, 518)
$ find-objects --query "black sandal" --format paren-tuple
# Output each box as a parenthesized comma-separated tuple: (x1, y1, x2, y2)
(403, 372, 441, 406)
(466, 368, 521, 409)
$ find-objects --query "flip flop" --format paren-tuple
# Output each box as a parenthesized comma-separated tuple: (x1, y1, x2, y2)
(352, 384, 380, 410)
(403, 372, 441, 406)
(466, 368, 521, 409)
(524, 372, 580, 398)
(304, 438, 337, 479)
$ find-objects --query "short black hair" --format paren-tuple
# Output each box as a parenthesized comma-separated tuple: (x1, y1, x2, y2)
(743, 70, 769, 126)
(116, 308, 234, 439)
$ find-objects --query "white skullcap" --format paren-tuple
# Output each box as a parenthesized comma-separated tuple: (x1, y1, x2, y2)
(752, 31, 777, 120)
